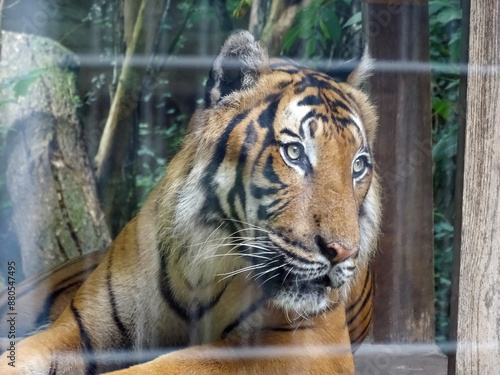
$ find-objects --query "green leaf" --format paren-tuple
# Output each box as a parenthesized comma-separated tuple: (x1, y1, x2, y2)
(432, 98, 452, 119)
(343, 12, 361, 28)
(445, 79, 459, 90)
(305, 39, 316, 58)
(320, 7, 341, 43)
(319, 18, 331, 39)
(433, 128, 457, 161)
(429, 2, 447, 16)
(282, 25, 301, 53)
(232, 0, 252, 19)
(297, 16, 315, 39)
(435, 7, 462, 25)
(319, 34, 327, 50)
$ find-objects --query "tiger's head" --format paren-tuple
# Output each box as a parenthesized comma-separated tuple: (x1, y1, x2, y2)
(160, 31, 381, 317)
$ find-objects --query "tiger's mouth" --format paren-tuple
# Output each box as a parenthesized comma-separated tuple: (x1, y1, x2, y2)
(243, 235, 357, 314)
(270, 272, 333, 316)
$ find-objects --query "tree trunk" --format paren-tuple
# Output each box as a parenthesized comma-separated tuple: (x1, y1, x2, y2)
(249, 0, 271, 37)
(0, 31, 111, 278)
(258, 0, 312, 55)
(454, 0, 500, 373)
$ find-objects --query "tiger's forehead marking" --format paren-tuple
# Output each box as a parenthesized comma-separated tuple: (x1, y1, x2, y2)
(275, 81, 366, 146)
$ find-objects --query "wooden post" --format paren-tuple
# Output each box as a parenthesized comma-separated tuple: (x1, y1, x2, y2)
(454, 0, 500, 373)
(447, 0, 470, 372)
(364, 0, 435, 342)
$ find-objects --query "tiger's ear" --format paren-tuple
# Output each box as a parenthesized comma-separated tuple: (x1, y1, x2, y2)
(346, 47, 373, 89)
(204, 30, 270, 107)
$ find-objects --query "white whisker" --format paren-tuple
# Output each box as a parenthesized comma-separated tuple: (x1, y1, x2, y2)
(258, 273, 281, 288)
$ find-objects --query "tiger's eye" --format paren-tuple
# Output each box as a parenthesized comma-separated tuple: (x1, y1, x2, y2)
(353, 157, 365, 174)
(287, 144, 302, 160)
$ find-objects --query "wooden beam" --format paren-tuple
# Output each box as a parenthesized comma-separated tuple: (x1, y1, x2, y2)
(454, 1, 500, 373)
(363, 0, 435, 342)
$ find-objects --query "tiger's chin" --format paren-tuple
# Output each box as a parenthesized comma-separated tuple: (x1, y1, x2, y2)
(271, 275, 342, 317)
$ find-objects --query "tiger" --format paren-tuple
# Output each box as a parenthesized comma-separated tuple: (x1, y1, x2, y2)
(0, 30, 381, 374)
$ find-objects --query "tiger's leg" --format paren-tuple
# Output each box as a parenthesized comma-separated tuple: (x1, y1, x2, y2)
(0, 249, 130, 374)
(104, 304, 354, 375)
(0, 305, 90, 374)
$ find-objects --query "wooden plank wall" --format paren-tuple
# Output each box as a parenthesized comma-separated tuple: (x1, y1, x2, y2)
(364, 0, 435, 342)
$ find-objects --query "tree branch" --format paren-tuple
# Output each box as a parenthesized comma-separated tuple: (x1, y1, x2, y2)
(94, 0, 163, 187)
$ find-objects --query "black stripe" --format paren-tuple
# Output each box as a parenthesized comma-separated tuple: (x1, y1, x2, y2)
(269, 244, 319, 268)
(189, 286, 227, 322)
(106, 254, 130, 344)
(207, 111, 250, 174)
(359, 202, 367, 217)
(202, 111, 250, 216)
(280, 129, 301, 139)
(70, 301, 96, 375)
(221, 295, 267, 339)
(251, 98, 282, 178)
(227, 122, 256, 221)
(298, 95, 323, 106)
(48, 359, 58, 375)
(262, 154, 285, 186)
(350, 313, 372, 350)
(324, 97, 352, 114)
(157, 245, 227, 322)
(331, 115, 355, 129)
(345, 270, 371, 314)
(0, 262, 99, 317)
(257, 205, 272, 221)
(299, 122, 305, 139)
(250, 185, 281, 199)
(346, 281, 372, 327)
(267, 198, 282, 210)
(273, 233, 311, 254)
(294, 74, 336, 95)
(51, 264, 100, 292)
(276, 80, 293, 90)
(34, 281, 81, 328)
(269, 201, 290, 220)
(273, 67, 300, 74)
(300, 111, 315, 127)
(158, 248, 190, 321)
(349, 305, 372, 335)
(258, 96, 281, 129)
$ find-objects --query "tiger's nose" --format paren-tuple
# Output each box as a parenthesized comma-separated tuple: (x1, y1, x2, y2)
(316, 236, 358, 264)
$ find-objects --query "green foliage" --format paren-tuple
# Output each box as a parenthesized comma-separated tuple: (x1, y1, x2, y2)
(134, 113, 187, 206)
(429, 0, 462, 344)
(282, 0, 360, 60)
(231, 0, 252, 19)
(430, 0, 462, 65)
